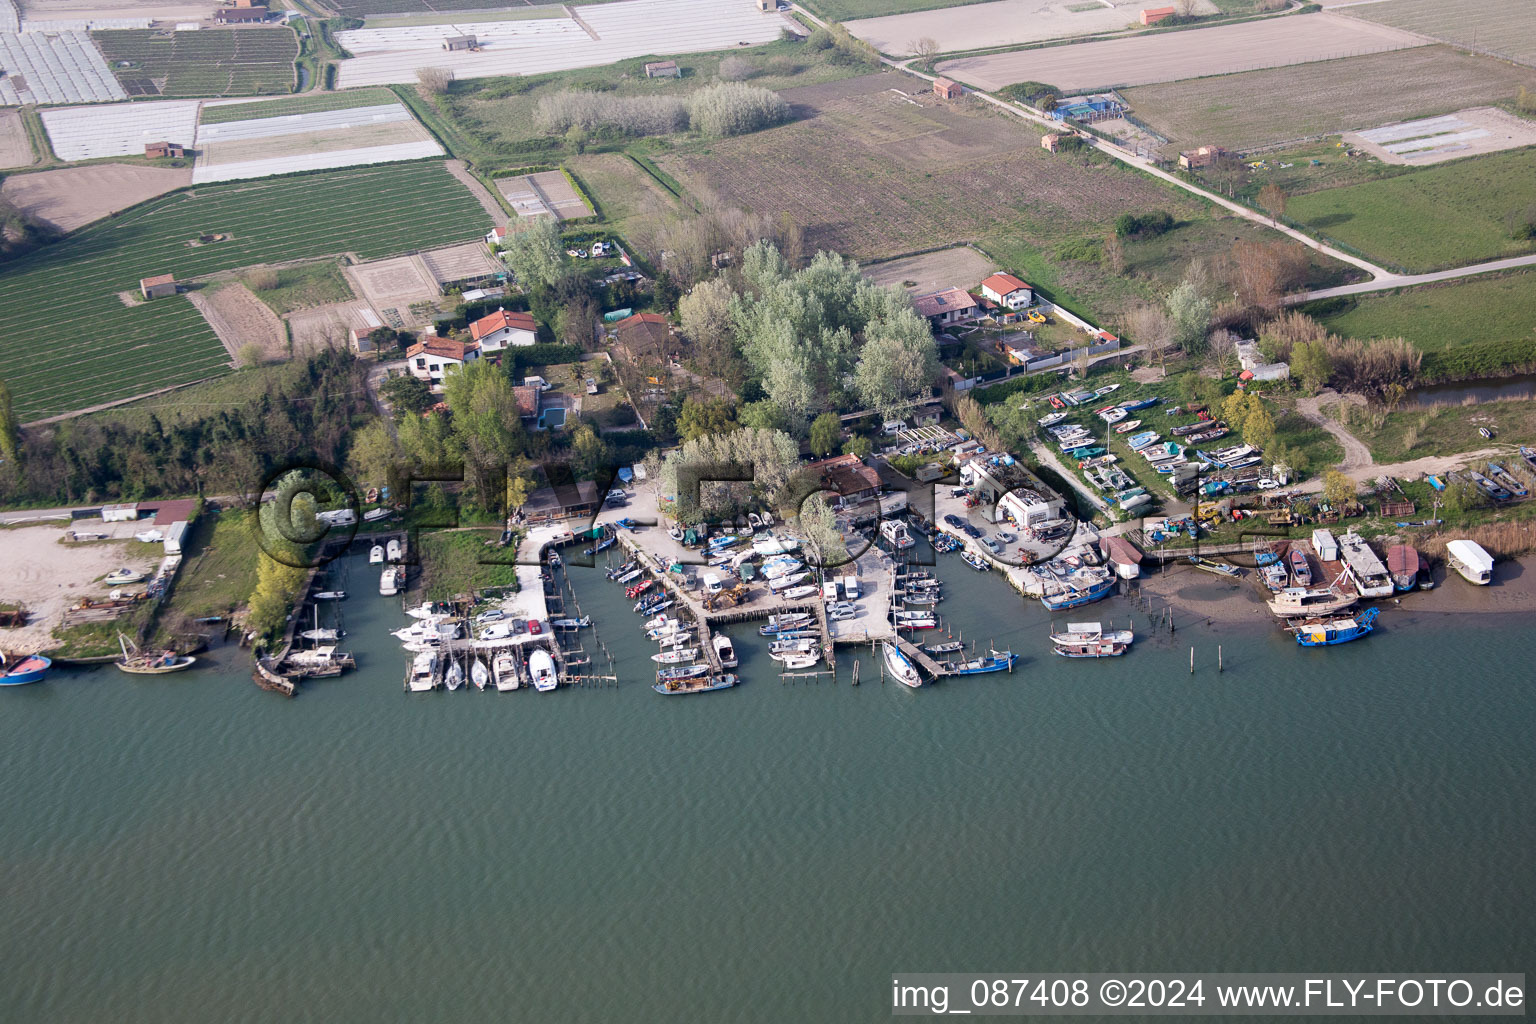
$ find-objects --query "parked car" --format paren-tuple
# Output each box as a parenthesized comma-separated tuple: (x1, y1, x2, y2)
(943, 514, 963, 527)
(963, 523, 983, 538)
(585, 377, 599, 394)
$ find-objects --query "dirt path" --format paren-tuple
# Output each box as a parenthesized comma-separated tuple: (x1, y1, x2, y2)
(1295, 389, 1374, 471)
(1293, 446, 1512, 491)
(444, 159, 508, 222)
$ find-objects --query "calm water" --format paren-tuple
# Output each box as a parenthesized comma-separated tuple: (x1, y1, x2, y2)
(3, 549, 1533, 1023)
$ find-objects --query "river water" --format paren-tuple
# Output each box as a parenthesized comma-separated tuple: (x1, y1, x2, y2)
(3, 549, 1532, 1022)
(1404, 373, 1536, 408)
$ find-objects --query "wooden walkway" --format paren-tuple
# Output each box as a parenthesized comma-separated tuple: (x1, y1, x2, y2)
(895, 637, 954, 678)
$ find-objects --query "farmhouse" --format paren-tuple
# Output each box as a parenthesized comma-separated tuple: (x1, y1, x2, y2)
(644, 60, 680, 78)
(1041, 133, 1063, 152)
(144, 141, 185, 159)
(406, 337, 480, 390)
(485, 225, 507, 248)
(1140, 6, 1175, 25)
(980, 272, 1033, 309)
(443, 35, 477, 51)
(468, 308, 538, 355)
(214, 7, 267, 22)
(913, 286, 980, 328)
(1178, 145, 1230, 169)
(933, 77, 962, 100)
(805, 453, 882, 510)
(612, 311, 672, 362)
(139, 274, 177, 300)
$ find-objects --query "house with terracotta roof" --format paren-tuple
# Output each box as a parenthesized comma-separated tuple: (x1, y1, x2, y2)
(139, 274, 176, 300)
(485, 226, 508, 248)
(804, 453, 882, 510)
(468, 308, 537, 357)
(980, 273, 1033, 310)
(513, 383, 541, 422)
(612, 311, 672, 363)
(913, 287, 980, 328)
(933, 77, 962, 100)
(406, 338, 480, 390)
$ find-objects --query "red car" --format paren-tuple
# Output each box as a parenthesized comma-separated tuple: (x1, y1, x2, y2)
(528, 619, 542, 635)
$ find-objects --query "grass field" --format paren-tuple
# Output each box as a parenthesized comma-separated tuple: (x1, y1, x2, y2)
(1123, 45, 1532, 149)
(1336, 398, 1536, 463)
(564, 153, 682, 242)
(0, 162, 487, 423)
(1341, 0, 1536, 66)
(159, 510, 261, 623)
(199, 88, 399, 125)
(94, 28, 299, 98)
(245, 261, 354, 316)
(1285, 148, 1536, 272)
(1306, 271, 1536, 354)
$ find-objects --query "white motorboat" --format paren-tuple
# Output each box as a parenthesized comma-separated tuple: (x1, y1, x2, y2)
(313, 590, 346, 601)
(882, 641, 922, 688)
(104, 567, 148, 586)
(529, 649, 558, 692)
(652, 647, 700, 664)
(386, 539, 403, 562)
(769, 637, 816, 654)
(781, 584, 820, 600)
(777, 651, 820, 670)
(444, 660, 464, 691)
(379, 566, 401, 596)
(471, 657, 490, 690)
(493, 651, 519, 691)
(713, 633, 738, 668)
(369, 545, 384, 564)
(1050, 622, 1135, 648)
(408, 651, 438, 692)
(768, 571, 810, 592)
(1037, 411, 1069, 427)
(299, 628, 341, 642)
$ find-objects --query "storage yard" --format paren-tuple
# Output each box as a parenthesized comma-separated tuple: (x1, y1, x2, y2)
(845, 0, 1218, 57)
(0, 161, 489, 422)
(495, 169, 593, 221)
(190, 102, 443, 183)
(335, 0, 791, 88)
(0, 28, 125, 104)
(92, 27, 298, 98)
(1122, 46, 1535, 149)
(935, 13, 1427, 92)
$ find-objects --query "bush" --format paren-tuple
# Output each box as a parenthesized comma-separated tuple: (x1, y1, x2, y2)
(533, 90, 689, 136)
(999, 81, 1060, 108)
(718, 55, 756, 82)
(687, 81, 791, 137)
(1115, 210, 1174, 238)
(806, 26, 834, 50)
(244, 267, 279, 291)
(505, 342, 583, 375)
(1505, 204, 1536, 241)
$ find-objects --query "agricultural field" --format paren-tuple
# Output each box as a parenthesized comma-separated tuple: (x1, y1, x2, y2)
(1123, 46, 1536, 150)
(325, 0, 577, 19)
(39, 99, 199, 161)
(0, 109, 34, 168)
(845, 0, 1217, 57)
(1306, 271, 1536, 355)
(1, 163, 192, 232)
(92, 27, 298, 97)
(806, 0, 988, 20)
(190, 101, 442, 183)
(198, 88, 400, 125)
(0, 161, 489, 422)
(563, 152, 682, 241)
(495, 170, 593, 221)
(1285, 148, 1536, 273)
(862, 247, 998, 294)
(1339, 0, 1536, 67)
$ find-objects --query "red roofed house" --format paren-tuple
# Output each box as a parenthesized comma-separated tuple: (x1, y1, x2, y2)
(613, 311, 672, 363)
(913, 286, 980, 328)
(513, 384, 541, 422)
(406, 338, 480, 391)
(468, 307, 537, 357)
(214, 6, 267, 22)
(805, 453, 882, 510)
(933, 77, 962, 100)
(485, 225, 508, 248)
(139, 273, 176, 300)
(980, 273, 1033, 310)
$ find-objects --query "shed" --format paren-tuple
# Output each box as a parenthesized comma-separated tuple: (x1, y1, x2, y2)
(1041, 133, 1062, 152)
(139, 274, 177, 300)
(1100, 535, 1143, 579)
(1140, 6, 1175, 24)
(933, 77, 962, 100)
(755, 0, 776, 10)
(1178, 145, 1229, 170)
(163, 521, 189, 555)
(101, 502, 140, 522)
(144, 140, 185, 159)
(644, 60, 680, 78)
(1312, 528, 1338, 562)
(213, 7, 266, 21)
(442, 34, 477, 51)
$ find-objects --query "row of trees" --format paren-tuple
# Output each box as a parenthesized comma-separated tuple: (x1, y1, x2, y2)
(533, 82, 790, 139)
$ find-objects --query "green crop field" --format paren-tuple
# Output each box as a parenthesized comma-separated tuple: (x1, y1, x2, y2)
(94, 28, 299, 97)
(1286, 148, 1536, 273)
(802, 0, 987, 19)
(199, 87, 399, 124)
(0, 162, 488, 422)
(1307, 271, 1536, 354)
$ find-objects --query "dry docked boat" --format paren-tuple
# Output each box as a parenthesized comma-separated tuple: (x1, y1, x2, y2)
(1289, 547, 1312, 587)
(1113, 419, 1142, 434)
(1445, 539, 1493, 585)
(1267, 585, 1356, 618)
(781, 584, 820, 601)
(1386, 544, 1421, 592)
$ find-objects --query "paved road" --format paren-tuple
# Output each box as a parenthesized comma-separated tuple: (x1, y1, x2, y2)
(1289, 253, 1536, 302)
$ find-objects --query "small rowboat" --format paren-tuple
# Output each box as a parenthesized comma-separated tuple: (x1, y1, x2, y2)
(1112, 419, 1141, 434)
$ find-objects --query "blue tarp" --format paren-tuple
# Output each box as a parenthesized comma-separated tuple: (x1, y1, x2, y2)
(618, 467, 634, 483)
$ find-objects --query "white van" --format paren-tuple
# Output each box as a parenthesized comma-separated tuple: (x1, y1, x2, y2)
(702, 573, 723, 595)
(523, 375, 551, 392)
(881, 419, 905, 435)
(842, 577, 859, 600)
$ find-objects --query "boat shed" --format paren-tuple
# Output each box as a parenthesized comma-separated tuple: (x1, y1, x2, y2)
(101, 502, 140, 522)
(1099, 535, 1143, 579)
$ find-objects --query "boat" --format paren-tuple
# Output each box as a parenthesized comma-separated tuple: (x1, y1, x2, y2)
(1094, 383, 1121, 396)
(901, 591, 939, 606)
(960, 549, 989, 572)
(1288, 548, 1312, 587)
(652, 647, 701, 664)
(369, 545, 384, 564)
(379, 566, 401, 596)
(299, 628, 342, 641)
(114, 634, 196, 675)
(363, 507, 393, 523)
(1100, 407, 1127, 424)
(1479, 426, 1493, 440)
(1386, 544, 1421, 592)
(1267, 586, 1356, 618)
(607, 559, 638, 579)
(407, 651, 439, 692)
(1053, 636, 1129, 658)
(493, 651, 519, 691)
(386, 539, 402, 562)
(1445, 539, 1493, 585)
(0, 651, 51, 686)
(894, 614, 938, 630)
(470, 657, 490, 690)
(314, 590, 346, 601)
(615, 568, 643, 586)
(1261, 562, 1289, 591)
(1040, 574, 1115, 611)
(781, 584, 820, 600)
(1254, 540, 1282, 567)
(625, 580, 654, 599)
(1467, 469, 1511, 502)
(879, 520, 915, 550)
(102, 566, 149, 586)
(1113, 419, 1142, 434)
(760, 614, 812, 635)
(1188, 555, 1241, 578)
(1117, 396, 1160, 412)
(551, 616, 591, 630)
(1293, 607, 1380, 647)
(1038, 411, 1069, 427)
(767, 572, 810, 592)
(642, 613, 676, 631)
(769, 636, 817, 654)
(1521, 445, 1536, 475)
(1051, 621, 1133, 648)
(530, 649, 558, 691)
(951, 649, 1017, 675)
(1486, 463, 1528, 499)
(881, 641, 922, 688)
(712, 634, 738, 669)
(656, 663, 709, 682)
(653, 673, 738, 695)
(444, 659, 464, 691)
(778, 651, 820, 670)
(923, 640, 963, 655)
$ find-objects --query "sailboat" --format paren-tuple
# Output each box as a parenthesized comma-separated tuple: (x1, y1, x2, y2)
(470, 657, 490, 690)
(444, 658, 464, 691)
(882, 641, 922, 688)
(299, 605, 342, 642)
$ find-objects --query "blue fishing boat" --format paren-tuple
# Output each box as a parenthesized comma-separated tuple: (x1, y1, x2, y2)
(613, 517, 640, 531)
(1427, 475, 1446, 491)
(1486, 463, 1528, 499)
(706, 534, 739, 551)
(1117, 396, 1161, 412)
(949, 649, 1017, 675)
(1293, 607, 1379, 647)
(0, 652, 51, 686)
(1254, 539, 1282, 567)
(1040, 575, 1115, 611)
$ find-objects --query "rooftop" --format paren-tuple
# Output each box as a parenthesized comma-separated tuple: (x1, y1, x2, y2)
(469, 308, 536, 340)
(805, 453, 881, 498)
(913, 287, 976, 318)
(981, 272, 1031, 295)
(407, 337, 476, 362)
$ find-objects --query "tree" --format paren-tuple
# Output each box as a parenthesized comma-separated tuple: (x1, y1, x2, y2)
(1166, 280, 1213, 354)
(417, 66, 453, 96)
(1126, 302, 1173, 370)
(852, 311, 939, 419)
(379, 374, 434, 417)
(677, 395, 737, 443)
(347, 420, 400, 489)
(1257, 183, 1287, 226)
(1322, 469, 1356, 507)
(1207, 328, 1239, 378)
(1101, 230, 1126, 274)
(569, 423, 610, 482)
(909, 36, 939, 59)
(687, 82, 792, 137)
(809, 412, 843, 456)
(1222, 390, 1252, 434)
(0, 378, 18, 463)
(842, 434, 872, 458)
(797, 493, 846, 570)
(506, 458, 536, 515)
(1242, 400, 1275, 450)
(718, 55, 756, 81)
(237, 342, 265, 368)
(501, 217, 565, 291)
(1230, 239, 1308, 313)
(1291, 339, 1333, 393)
(678, 276, 739, 381)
